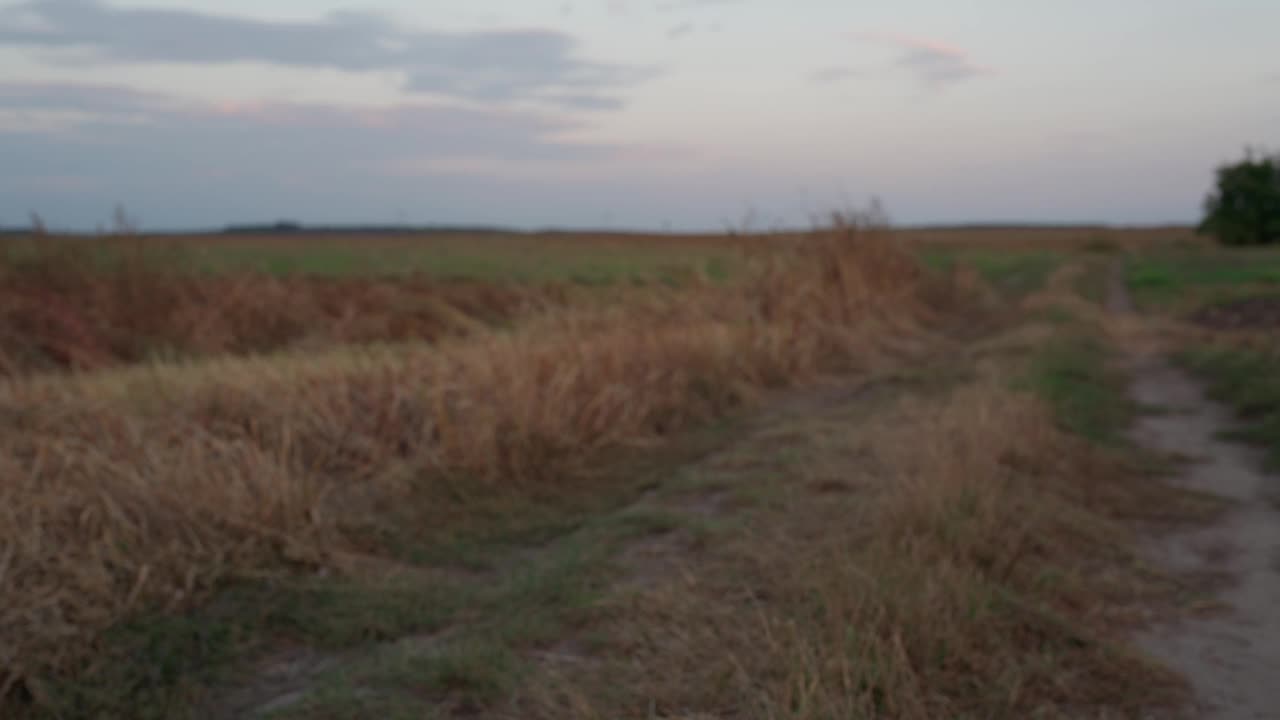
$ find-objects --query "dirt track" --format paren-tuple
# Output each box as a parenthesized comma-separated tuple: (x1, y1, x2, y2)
(1112, 263, 1280, 719)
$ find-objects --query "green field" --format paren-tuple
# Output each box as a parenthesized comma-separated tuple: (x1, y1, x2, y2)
(1126, 248, 1280, 309)
(920, 248, 1063, 298)
(174, 240, 735, 284)
(2, 233, 739, 285)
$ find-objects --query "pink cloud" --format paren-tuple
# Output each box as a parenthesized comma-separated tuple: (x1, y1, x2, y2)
(868, 33, 969, 57)
(852, 31, 995, 90)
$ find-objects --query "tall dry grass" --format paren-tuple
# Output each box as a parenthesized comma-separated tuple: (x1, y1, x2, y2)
(0, 242, 564, 377)
(0, 225, 961, 705)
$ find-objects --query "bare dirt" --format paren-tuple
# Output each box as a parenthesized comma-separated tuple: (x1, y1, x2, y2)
(1191, 295, 1280, 331)
(1112, 263, 1280, 720)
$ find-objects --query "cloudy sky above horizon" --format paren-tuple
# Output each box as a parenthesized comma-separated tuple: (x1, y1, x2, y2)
(2, 0, 1278, 231)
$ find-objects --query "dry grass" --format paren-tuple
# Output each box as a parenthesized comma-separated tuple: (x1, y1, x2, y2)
(892, 225, 1197, 252)
(519, 381, 1184, 719)
(0, 243, 569, 377)
(0, 226, 964, 708)
(0, 224, 1191, 378)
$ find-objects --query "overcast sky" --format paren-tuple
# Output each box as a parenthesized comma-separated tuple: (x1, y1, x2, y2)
(2, 0, 1278, 230)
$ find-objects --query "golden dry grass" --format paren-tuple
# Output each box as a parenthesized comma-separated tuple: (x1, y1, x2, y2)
(0, 226, 964, 706)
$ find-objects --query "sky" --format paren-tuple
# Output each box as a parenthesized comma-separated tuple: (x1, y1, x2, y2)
(1, 0, 1278, 231)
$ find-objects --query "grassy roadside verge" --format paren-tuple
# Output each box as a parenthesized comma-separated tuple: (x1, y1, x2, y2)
(1181, 346, 1280, 471)
(1125, 248, 1280, 312)
(1123, 244, 1280, 468)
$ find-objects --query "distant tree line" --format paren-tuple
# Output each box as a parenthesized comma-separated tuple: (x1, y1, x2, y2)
(220, 221, 511, 235)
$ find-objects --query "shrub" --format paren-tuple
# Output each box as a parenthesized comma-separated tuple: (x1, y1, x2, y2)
(1199, 148, 1280, 246)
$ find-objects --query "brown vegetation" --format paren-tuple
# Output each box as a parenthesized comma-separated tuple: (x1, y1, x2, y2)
(517, 376, 1186, 719)
(0, 247, 565, 377)
(890, 225, 1198, 252)
(0, 226, 965, 707)
(1191, 294, 1280, 330)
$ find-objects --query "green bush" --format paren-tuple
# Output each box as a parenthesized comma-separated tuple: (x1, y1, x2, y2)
(1199, 149, 1280, 246)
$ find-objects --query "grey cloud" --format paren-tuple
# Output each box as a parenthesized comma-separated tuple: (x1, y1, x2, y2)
(1, 81, 641, 227)
(1054, 130, 1111, 142)
(897, 47, 988, 90)
(0, 0, 648, 109)
(0, 82, 610, 160)
(810, 66, 862, 84)
(667, 22, 695, 39)
(0, 83, 715, 232)
(0, 82, 176, 113)
(657, 0, 743, 11)
(542, 93, 626, 110)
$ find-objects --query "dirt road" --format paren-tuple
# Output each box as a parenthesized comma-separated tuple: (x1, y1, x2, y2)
(1112, 263, 1280, 719)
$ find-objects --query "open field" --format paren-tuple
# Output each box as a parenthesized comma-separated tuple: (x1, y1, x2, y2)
(1126, 246, 1280, 311)
(2, 223, 1192, 278)
(6, 222, 1273, 719)
(0, 225, 1188, 378)
(1, 231, 743, 282)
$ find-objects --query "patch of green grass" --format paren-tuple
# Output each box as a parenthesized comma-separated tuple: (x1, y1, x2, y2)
(921, 249, 1061, 298)
(38, 528, 613, 720)
(33, 576, 472, 720)
(1037, 306, 1078, 325)
(1181, 347, 1280, 470)
(1023, 335, 1132, 444)
(261, 633, 522, 720)
(1127, 249, 1280, 309)
(262, 524, 619, 718)
(380, 636, 518, 708)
